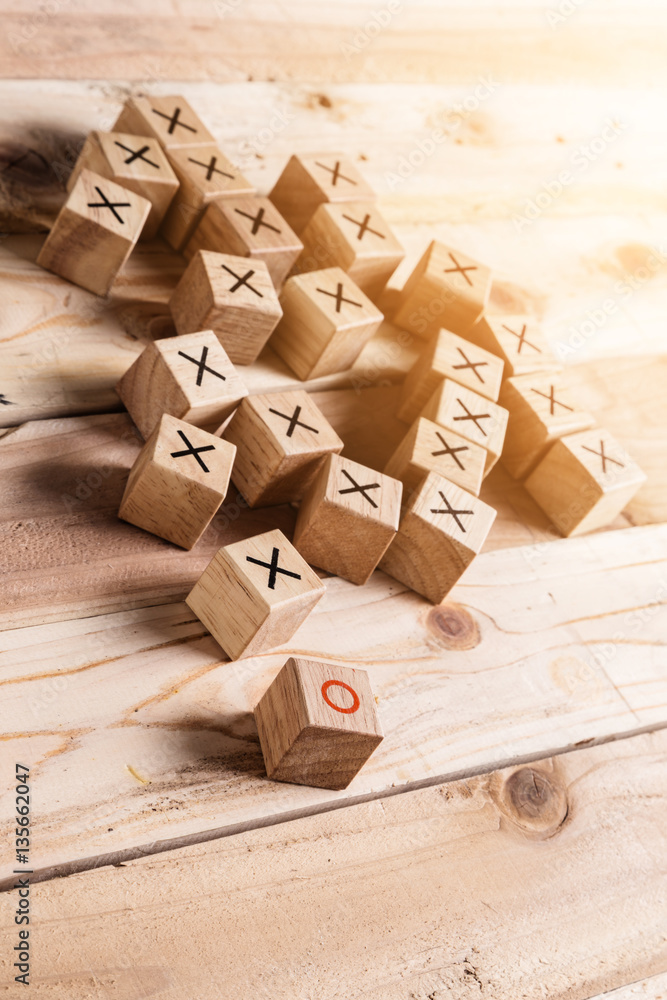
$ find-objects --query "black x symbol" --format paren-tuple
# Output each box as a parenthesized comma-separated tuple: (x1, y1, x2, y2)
(341, 212, 384, 241)
(0, 394, 13, 405)
(338, 468, 380, 508)
(314, 160, 356, 187)
(532, 386, 573, 416)
(234, 206, 281, 236)
(221, 264, 263, 297)
(114, 141, 159, 169)
(430, 491, 474, 533)
(188, 155, 234, 181)
(431, 431, 469, 469)
(268, 404, 318, 438)
(178, 345, 226, 387)
(152, 106, 197, 135)
(170, 429, 216, 473)
(246, 546, 301, 590)
(443, 252, 477, 287)
(452, 347, 488, 384)
(581, 440, 625, 474)
(502, 322, 541, 355)
(453, 398, 491, 436)
(316, 282, 362, 313)
(87, 186, 131, 224)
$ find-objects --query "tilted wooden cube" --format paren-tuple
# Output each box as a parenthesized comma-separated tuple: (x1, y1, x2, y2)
(223, 390, 343, 507)
(113, 95, 217, 150)
(394, 240, 492, 339)
(398, 327, 505, 425)
(293, 454, 402, 585)
(269, 152, 376, 235)
(36, 169, 150, 297)
(115, 330, 248, 439)
(67, 131, 179, 240)
(379, 471, 497, 604)
(254, 657, 383, 789)
(384, 417, 486, 500)
(160, 145, 255, 251)
(169, 251, 282, 365)
(118, 413, 236, 550)
(467, 313, 561, 378)
(269, 267, 383, 379)
(420, 379, 509, 474)
(186, 530, 325, 660)
(295, 201, 404, 298)
(524, 428, 646, 537)
(184, 195, 303, 289)
(499, 373, 595, 480)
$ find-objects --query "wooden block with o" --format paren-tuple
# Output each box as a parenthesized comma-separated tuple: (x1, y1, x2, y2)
(269, 152, 376, 235)
(254, 657, 383, 789)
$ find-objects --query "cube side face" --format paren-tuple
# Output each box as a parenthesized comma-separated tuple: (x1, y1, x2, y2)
(432, 329, 504, 402)
(66, 169, 151, 242)
(183, 199, 247, 261)
(474, 315, 560, 377)
(386, 418, 486, 499)
(254, 658, 310, 778)
(116, 344, 190, 439)
(397, 336, 445, 424)
(152, 414, 236, 494)
(423, 380, 509, 474)
(169, 252, 217, 338)
(114, 96, 217, 150)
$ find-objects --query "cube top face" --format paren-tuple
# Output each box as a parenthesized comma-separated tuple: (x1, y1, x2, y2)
(408, 470, 496, 555)
(117, 95, 216, 149)
(296, 154, 376, 204)
(152, 413, 237, 489)
(155, 330, 247, 412)
(426, 240, 491, 305)
(320, 453, 402, 529)
(224, 529, 324, 609)
(243, 390, 344, 461)
(200, 250, 282, 319)
(504, 373, 595, 437)
(288, 658, 383, 738)
(431, 328, 504, 401)
(168, 145, 254, 199)
(288, 267, 383, 331)
(479, 314, 559, 376)
(93, 131, 177, 187)
(557, 428, 646, 493)
(408, 418, 486, 497)
(315, 201, 404, 264)
(427, 380, 509, 456)
(67, 168, 150, 238)
(212, 195, 303, 255)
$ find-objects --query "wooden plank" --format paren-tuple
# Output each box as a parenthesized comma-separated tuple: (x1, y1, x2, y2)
(592, 976, 667, 1000)
(1, 731, 664, 998)
(0, 522, 665, 883)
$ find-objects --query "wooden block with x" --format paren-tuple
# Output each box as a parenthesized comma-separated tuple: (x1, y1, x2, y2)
(270, 267, 384, 379)
(118, 413, 237, 550)
(379, 470, 497, 604)
(420, 379, 509, 475)
(384, 417, 487, 499)
(293, 454, 403, 585)
(113, 95, 217, 150)
(169, 251, 283, 365)
(269, 153, 376, 235)
(223, 390, 344, 507)
(186, 529, 325, 659)
(467, 313, 561, 378)
(524, 427, 646, 537)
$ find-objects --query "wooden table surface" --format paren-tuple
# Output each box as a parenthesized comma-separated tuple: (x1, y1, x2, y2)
(0, 2, 666, 997)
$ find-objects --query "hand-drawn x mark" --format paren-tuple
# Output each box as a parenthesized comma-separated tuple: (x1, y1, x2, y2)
(501, 322, 541, 354)
(532, 385, 573, 416)
(581, 439, 625, 473)
(453, 399, 491, 436)
(314, 160, 356, 186)
(87, 186, 131, 224)
(338, 468, 380, 508)
(113, 141, 159, 169)
(341, 212, 384, 241)
(430, 491, 474, 533)
(234, 206, 281, 235)
(443, 252, 477, 286)
(188, 155, 234, 181)
(170, 429, 216, 472)
(452, 347, 488, 384)
(268, 404, 319, 437)
(316, 282, 362, 313)
(246, 547, 301, 590)
(152, 106, 197, 135)
(178, 345, 226, 387)
(431, 431, 469, 469)
(221, 264, 263, 297)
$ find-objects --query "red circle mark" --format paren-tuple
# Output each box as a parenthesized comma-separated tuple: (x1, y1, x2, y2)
(321, 679, 360, 714)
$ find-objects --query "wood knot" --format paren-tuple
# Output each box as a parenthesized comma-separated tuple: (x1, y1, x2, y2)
(496, 767, 568, 838)
(425, 602, 480, 650)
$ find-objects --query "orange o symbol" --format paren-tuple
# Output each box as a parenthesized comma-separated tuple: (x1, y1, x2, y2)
(321, 679, 360, 714)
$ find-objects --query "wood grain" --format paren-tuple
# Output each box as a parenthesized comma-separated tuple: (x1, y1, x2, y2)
(1, 731, 664, 998)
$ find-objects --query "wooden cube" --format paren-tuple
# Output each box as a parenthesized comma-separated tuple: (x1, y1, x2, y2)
(254, 657, 383, 790)
(394, 240, 492, 339)
(269, 267, 383, 380)
(160, 145, 255, 251)
(379, 471, 497, 604)
(397, 327, 505, 425)
(184, 195, 303, 289)
(269, 153, 376, 235)
(295, 201, 404, 298)
(115, 330, 248, 439)
(113, 95, 217, 150)
(384, 417, 486, 499)
(66, 131, 179, 240)
(421, 380, 509, 474)
(524, 428, 646, 537)
(186, 529, 325, 659)
(467, 314, 560, 378)
(223, 390, 344, 507)
(118, 413, 236, 550)
(36, 169, 150, 297)
(499, 373, 596, 480)
(293, 454, 402, 585)
(169, 251, 282, 365)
